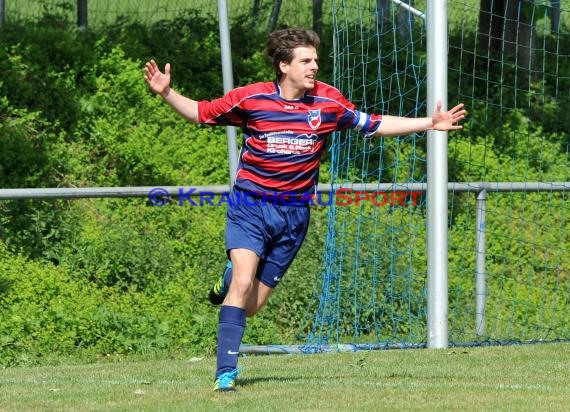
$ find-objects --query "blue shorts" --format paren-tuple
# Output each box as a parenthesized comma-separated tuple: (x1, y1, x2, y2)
(225, 188, 310, 288)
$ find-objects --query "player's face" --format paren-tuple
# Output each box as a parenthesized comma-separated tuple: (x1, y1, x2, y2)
(280, 46, 319, 92)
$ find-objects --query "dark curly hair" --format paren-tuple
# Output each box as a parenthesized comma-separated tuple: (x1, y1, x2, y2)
(265, 28, 320, 80)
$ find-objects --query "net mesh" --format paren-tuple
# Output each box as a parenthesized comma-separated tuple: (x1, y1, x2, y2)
(303, 0, 570, 349)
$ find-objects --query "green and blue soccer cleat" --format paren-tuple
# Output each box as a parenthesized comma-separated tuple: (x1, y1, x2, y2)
(213, 368, 239, 392)
(208, 261, 232, 305)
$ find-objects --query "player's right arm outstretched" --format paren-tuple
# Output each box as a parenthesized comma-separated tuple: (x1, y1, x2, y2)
(144, 59, 199, 123)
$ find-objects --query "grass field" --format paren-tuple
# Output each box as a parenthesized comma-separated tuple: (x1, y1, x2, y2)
(1, 342, 568, 411)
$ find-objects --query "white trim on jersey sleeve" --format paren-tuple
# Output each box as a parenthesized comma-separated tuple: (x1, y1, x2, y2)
(354, 111, 368, 130)
(352, 110, 380, 136)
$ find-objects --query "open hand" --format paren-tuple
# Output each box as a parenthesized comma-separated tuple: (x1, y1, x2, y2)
(431, 100, 466, 131)
(144, 59, 171, 98)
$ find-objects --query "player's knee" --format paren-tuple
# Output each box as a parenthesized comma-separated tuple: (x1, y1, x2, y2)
(245, 304, 263, 317)
(245, 299, 267, 317)
(245, 307, 257, 317)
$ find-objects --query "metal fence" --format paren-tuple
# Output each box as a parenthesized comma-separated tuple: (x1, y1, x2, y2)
(1, 181, 568, 336)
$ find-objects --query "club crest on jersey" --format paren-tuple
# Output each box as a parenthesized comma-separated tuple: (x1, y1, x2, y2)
(307, 109, 322, 130)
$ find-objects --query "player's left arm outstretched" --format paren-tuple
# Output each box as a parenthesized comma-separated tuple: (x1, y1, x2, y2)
(375, 100, 466, 137)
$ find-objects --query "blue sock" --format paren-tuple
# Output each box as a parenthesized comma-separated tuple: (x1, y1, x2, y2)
(223, 261, 233, 292)
(216, 305, 246, 378)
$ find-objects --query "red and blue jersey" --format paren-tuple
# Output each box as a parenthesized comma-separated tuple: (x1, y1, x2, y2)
(197, 80, 381, 195)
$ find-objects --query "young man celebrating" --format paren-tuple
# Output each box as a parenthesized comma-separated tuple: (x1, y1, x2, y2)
(144, 28, 465, 392)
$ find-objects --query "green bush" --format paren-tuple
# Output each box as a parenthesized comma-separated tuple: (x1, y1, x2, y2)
(0, 242, 220, 366)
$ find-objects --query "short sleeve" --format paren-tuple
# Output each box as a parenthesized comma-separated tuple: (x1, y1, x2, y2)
(197, 88, 249, 127)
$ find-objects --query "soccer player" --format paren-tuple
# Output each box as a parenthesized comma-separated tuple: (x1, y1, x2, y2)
(144, 28, 465, 392)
